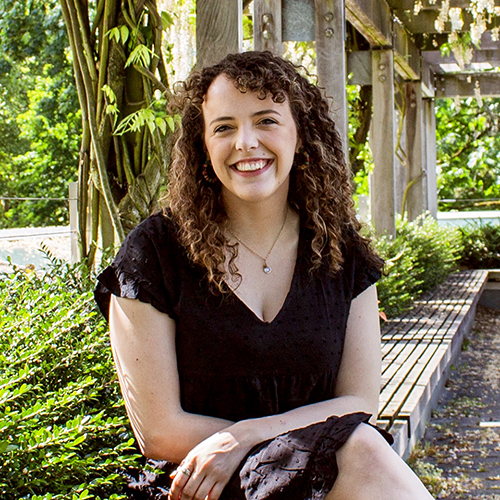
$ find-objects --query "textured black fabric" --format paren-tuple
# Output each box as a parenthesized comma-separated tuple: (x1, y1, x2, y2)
(94, 211, 386, 498)
(222, 412, 392, 500)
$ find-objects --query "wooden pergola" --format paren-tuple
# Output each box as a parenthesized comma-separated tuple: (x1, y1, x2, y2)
(195, 0, 500, 236)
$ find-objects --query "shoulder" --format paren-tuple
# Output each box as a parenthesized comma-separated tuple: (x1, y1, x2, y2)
(128, 209, 178, 241)
(121, 210, 185, 258)
(95, 210, 186, 320)
(340, 227, 383, 299)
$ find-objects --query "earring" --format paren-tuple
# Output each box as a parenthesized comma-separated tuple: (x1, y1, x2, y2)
(202, 160, 218, 183)
(297, 147, 310, 170)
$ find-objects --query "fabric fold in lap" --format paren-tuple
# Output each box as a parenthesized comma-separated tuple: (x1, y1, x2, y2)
(122, 413, 392, 499)
(220, 412, 393, 500)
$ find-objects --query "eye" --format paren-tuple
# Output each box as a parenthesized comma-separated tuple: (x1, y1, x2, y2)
(214, 124, 231, 133)
(259, 118, 277, 126)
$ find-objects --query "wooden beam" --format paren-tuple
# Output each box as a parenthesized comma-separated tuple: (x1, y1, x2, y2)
(423, 49, 500, 66)
(370, 50, 397, 237)
(347, 50, 435, 96)
(345, 0, 392, 46)
(196, 0, 242, 68)
(435, 73, 500, 97)
(423, 98, 438, 218)
(394, 9, 498, 34)
(405, 82, 427, 221)
(345, 0, 421, 80)
(254, 0, 283, 54)
(387, 0, 500, 10)
(421, 56, 435, 98)
(347, 51, 372, 85)
(393, 21, 420, 80)
(315, 0, 349, 154)
(282, 0, 315, 42)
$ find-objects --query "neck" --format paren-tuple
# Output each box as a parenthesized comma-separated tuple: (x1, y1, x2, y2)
(224, 195, 290, 247)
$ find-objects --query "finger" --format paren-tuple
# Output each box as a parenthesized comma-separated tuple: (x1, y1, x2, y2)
(207, 482, 225, 500)
(192, 476, 213, 500)
(169, 466, 193, 500)
(179, 471, 205, 500)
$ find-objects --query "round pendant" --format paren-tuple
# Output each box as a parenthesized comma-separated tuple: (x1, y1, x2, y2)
(263, 265, 272, 274)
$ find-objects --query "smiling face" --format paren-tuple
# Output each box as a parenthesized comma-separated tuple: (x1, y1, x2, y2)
(202, 74, 299, 207)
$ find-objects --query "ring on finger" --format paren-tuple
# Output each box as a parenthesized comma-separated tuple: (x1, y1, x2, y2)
(180, 467, 192, 476)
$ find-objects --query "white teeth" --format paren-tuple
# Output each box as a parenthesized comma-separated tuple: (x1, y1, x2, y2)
(234, 160, 268, 172)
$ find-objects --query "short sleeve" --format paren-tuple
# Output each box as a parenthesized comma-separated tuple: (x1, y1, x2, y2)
(347, 239, 383, 300)
(94, 213, 179, 321)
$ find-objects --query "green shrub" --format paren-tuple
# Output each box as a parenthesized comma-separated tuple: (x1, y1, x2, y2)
(0, 256, 140, 500)
(458, 221, 500, 269)
(372, 215, 463, 318)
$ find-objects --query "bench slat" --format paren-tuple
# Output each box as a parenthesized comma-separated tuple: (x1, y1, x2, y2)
(378, 269, 489, 458)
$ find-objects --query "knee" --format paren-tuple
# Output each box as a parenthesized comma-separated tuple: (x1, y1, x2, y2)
(337, 423, 393, 476)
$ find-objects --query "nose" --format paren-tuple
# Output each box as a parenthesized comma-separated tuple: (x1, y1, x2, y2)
(235, 125, 259, 151)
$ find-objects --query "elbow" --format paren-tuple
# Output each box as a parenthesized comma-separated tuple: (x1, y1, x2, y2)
(138, 433, 163, 460)
(138, 432, 178, 462)
(130, 419, 176, 462)
(360, 394, 380, 420)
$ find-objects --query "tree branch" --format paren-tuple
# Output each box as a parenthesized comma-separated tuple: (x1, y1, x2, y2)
(62, 0, 124, 242)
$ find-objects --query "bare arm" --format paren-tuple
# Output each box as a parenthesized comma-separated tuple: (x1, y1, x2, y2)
(109, 294, 232, 463)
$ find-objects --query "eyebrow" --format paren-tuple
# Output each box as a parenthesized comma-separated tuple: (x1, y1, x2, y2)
(209, 109, 281, 126)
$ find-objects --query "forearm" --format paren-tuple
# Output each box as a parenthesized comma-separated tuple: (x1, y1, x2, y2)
(141, 394, 376, 463)
(135, 409, 233, 463)
(227, 394, 378, 450)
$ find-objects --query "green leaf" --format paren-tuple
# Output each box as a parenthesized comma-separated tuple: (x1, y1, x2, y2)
(120, 25, 129, 44)
(102, 84, 116, 104)
(107, 27, 121, 43)
(125, 44, 158, 68)
(156, 117, 167, 135)
(166, 115, 175, 132)
(161, 11, 174, 30)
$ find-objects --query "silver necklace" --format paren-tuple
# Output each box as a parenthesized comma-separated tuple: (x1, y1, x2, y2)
(228, 207, 289, 274)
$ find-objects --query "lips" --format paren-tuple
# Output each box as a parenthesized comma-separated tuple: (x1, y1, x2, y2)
(232, 159, 271, 172)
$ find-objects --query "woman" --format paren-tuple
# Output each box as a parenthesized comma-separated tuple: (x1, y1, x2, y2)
(95, 51, 434, 500)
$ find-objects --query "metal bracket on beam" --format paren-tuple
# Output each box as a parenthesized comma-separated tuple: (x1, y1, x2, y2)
(254, 0, 282, 53)
(262, 13, 274, 40)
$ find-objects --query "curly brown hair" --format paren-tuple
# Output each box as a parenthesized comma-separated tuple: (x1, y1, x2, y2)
(166, 51, 382, 292)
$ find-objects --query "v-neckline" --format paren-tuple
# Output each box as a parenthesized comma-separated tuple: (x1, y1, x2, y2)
(226, 229, 303, 325)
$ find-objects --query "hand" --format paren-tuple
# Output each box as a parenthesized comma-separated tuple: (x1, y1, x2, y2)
(168, 429, 252, 500)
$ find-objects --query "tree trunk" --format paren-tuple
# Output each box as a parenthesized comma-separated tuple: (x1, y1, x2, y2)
(60, 0, 174, 263)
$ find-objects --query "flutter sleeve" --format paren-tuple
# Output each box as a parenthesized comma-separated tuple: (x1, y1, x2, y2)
(346, 237, 383, 300)
(94, 213, 179, 321)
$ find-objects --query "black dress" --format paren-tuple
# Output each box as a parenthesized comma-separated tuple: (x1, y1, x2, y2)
(95, 212, 392, 499)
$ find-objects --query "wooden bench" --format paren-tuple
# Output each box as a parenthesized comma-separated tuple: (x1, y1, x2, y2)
(377, 269, 490, 458)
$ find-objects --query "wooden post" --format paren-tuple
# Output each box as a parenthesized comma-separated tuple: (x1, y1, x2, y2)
(405, 81, 427, 221)
(196, 0, 242, 68)
(315, 0, 348, 155)
(370, 50, 396, 237)
(424, 98, 438, 218)
(254, 0, 282, 54)
(69, 182, 79, 263)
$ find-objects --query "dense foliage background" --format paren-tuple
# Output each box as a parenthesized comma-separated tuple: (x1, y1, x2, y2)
(437, 97, 500, 212)
(458, 221, 500, 269)
(0, 0, 80, 228)
(0, 0, 499, 230)
(372, 215, 464, 318)
(0, 256, 140, 499)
